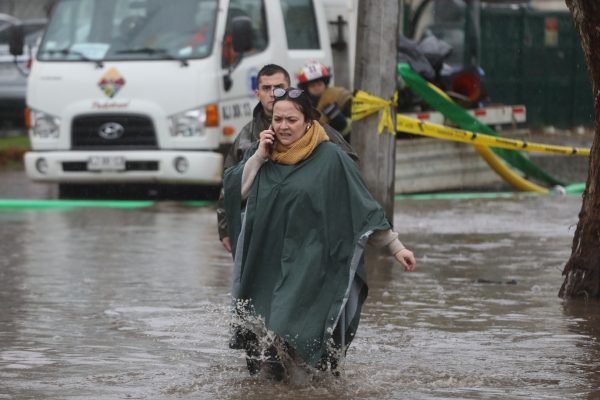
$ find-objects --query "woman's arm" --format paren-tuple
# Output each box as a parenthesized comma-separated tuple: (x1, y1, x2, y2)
(368, 229, 404, 252)
(240, 127, 275, 199)
(241, 153, 268, 200)
(368, 229, 416, 272)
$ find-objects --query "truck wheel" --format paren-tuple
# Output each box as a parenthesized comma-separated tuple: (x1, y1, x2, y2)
(171, 184, 221, 201)
(58, 184, 115, 199)
(202, 185, 221, 201)
(58, 183, 85, 199)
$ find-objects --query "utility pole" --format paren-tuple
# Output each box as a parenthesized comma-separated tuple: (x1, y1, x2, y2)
(352, 0, 399, 219)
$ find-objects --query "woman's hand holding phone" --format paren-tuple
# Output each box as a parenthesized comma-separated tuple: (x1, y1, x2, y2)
(257, 125, 275, 160)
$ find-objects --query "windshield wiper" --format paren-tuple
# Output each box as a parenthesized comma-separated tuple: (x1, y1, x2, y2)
(38, 48, 104, 68)
(115, 47, 189, 67)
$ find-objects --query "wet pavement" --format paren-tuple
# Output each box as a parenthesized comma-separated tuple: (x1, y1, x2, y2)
(1, 171, 599, 399)
(0, 170, 57, 200)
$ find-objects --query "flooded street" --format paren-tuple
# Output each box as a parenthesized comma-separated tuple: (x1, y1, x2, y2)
(1, 174, 599, 399)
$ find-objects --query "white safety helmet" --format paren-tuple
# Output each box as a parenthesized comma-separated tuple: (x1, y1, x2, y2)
(296, 62, 331, 88)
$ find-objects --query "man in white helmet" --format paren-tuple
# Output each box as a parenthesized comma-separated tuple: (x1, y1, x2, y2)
(296, 62, 353, 140)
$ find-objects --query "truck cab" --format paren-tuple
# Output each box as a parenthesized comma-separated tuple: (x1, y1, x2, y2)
(21, 0, 332, 198)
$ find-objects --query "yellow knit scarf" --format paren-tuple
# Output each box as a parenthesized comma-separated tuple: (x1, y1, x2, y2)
(271, 121, 330, 165)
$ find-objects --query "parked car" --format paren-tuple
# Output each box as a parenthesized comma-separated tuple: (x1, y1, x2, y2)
(0, 15, 47, 129)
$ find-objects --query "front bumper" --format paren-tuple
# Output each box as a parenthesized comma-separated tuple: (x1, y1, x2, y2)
(24, 150, 223, 185)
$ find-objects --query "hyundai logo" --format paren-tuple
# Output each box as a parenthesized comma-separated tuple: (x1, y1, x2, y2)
(98, 122, 125, 140)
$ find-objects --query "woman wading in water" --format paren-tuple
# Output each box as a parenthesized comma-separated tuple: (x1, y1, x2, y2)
(224, 87, 416, 379)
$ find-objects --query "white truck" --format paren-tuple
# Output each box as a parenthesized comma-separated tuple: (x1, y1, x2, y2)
(15, 0, 526, 198)
(15, 0, 333, 198)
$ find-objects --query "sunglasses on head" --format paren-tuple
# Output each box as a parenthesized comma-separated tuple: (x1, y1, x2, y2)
(273, 87, 304, 99)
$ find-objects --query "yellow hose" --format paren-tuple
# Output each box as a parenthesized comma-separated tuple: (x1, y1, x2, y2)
(474, 145, 548, 193)
(427, 81, 548, 192)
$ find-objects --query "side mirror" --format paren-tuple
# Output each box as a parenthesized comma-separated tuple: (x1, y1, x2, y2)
(231, 16, 253, 53)
(223, 16, 253, 91)
(9, 24, 25, 57)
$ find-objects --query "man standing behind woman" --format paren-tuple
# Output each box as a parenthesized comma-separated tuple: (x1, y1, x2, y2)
(217, 64, 355, 252)
(223, 87, 416, 377)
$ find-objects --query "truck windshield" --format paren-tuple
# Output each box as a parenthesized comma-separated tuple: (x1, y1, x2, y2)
(38, 0, 218, 62)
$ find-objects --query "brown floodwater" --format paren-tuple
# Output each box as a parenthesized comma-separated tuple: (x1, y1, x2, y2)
(0, 184, 598, 399)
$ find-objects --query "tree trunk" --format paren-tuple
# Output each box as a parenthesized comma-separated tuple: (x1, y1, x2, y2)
(352, 0, 398, 219)
(560, 1, 600, 299)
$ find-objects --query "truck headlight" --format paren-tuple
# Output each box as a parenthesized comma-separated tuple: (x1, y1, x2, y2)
(30, 110, 60, 138)
(169, 108, 206, 137)
(35, 158, 48, 174)
(173, 156, 189, 173)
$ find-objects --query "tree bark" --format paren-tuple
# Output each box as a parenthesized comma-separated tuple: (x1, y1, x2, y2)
(560, 0, 600, 299)
(352, 0, 398, 219)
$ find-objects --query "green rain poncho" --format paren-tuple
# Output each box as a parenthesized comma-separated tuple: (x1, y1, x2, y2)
(224, 141, 391, 367)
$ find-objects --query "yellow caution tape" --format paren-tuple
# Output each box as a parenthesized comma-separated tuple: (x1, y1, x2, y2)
(396, 114, 590, 156)
(352, 90, 590, 156)
(352, 91, 548, 193)
(352, 90, 397, 135)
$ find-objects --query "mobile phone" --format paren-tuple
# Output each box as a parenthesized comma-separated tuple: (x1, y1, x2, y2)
(268, 125, 274, 151)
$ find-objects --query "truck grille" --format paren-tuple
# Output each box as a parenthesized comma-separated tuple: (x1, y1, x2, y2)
(62, 161, 159, 172)
(72, 114, 158, 149)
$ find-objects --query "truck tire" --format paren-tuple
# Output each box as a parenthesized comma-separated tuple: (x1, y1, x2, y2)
(58, 183, 86, 199)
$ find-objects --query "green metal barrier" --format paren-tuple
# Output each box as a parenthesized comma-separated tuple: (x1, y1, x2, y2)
(480, 5, 593, 129)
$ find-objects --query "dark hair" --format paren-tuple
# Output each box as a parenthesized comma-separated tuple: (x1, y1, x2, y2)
(273, 87, 316, 122)
(257, 64, 291, 87)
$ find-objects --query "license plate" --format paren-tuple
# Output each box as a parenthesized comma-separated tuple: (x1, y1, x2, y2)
(87, 155, 126, 171)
